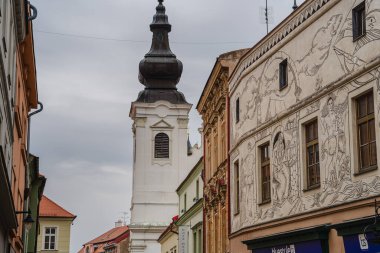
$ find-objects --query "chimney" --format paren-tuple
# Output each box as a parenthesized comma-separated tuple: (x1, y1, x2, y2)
(115, 219, 123, 228)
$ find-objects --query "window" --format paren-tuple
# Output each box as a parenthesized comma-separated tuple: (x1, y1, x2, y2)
(356, 91, 377, 172)
(260, 143, 271, 203)
(44, 227, 57, 250)
(184, 193, 187, 212)
(234, 160, 240, 214)
(154, 133, 169, 158)
(305, 119, 320, 188)
(196, 179, 199, 200)
(236, 98, 240, 123)
(197, 227, 202, 253)
(279, 59, 288, 89)
(353, 1, 366, 40)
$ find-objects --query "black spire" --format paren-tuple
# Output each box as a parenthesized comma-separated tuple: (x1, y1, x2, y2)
(136, 0, 188, 104)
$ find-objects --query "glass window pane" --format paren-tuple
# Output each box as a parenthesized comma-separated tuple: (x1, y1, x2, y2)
(361, 145, 370, 168)
(369, 119, 376, 141)
(359, 123, 368, 145)
(316, 144, 320, 163)
(46, 228, 50, 234)
(358, 96, 367, 118)
(370, 143, 377, 166)
(368, 92, 374, 114)
(307, 146, 314, 166)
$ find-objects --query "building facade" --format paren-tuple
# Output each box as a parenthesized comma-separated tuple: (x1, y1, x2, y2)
(0, 1, 39, 253)
(37, 196, 76, 253)
(197, 49, 247, 253)
(228, 0, 380, 252)
(128, 1, 198, 252)
(158, 219, 178, 253)
(176, 158, 204, 253)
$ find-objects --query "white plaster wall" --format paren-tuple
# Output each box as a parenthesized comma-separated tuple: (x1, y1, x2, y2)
(178, 164, 203, 215)
(229, 0, 380, 233)
(130, 101, 192, 225)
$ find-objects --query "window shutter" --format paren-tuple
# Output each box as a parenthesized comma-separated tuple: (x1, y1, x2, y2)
(155, 133, 169, 158)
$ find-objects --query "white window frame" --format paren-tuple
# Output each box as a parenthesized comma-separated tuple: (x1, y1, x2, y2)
(43, 226, 59, 250)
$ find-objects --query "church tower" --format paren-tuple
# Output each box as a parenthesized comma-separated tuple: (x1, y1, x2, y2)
(129, 1, 191, 252)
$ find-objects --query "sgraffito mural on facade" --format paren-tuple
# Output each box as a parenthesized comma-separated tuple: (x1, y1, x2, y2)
(231, 0, 380, 232)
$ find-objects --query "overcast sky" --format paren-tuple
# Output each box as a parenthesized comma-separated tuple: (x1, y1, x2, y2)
(30, 0, 305, 252)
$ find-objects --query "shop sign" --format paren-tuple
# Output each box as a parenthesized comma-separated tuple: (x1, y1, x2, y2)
(254, 240, 324, 253)
(178, 226, 188, 253)
(343, 233, 380, 253)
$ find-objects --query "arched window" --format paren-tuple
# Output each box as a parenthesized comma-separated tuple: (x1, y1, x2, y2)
(155, 133, 169, 158)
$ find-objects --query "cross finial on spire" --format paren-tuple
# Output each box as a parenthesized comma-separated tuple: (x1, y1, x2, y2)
(293, 0, 298, 10)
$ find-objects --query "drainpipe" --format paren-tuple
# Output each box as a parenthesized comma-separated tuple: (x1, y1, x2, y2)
(27, 2, 37, 21)
(23, 101, 43, 250)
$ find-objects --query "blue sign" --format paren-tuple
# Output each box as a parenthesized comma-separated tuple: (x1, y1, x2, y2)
(343, 233, 380, 253)
(255, 240, 324, 253)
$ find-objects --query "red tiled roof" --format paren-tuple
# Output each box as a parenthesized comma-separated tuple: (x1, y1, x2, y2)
(85, 226, 129, 245)
(39, 195, 76, 219)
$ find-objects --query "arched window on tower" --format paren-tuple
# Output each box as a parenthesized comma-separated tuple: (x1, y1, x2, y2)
(154, 133, 169, 158)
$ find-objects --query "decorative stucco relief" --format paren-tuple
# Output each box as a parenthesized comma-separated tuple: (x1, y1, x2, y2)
(231, 0, 380, 233)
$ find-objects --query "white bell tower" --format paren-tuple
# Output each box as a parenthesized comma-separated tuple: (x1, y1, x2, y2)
(128, 1, 191, 252)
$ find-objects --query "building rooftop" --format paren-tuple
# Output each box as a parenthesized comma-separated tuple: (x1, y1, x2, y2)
(84, 226, 129, 245)
(39, 195, 76, 219)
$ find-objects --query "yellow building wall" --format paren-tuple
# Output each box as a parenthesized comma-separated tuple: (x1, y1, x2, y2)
(160, 233, 178, 253)
(37, 218, 73, 253)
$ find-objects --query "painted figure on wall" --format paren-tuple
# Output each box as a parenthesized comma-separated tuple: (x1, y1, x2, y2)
(272, 132, 290, 204)
(241, 142, 256, 225)
(321, 93, 348, 190)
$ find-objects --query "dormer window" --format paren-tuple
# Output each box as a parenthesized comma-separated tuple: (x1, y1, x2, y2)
(353, 1, 366, 41)
(154, 133, 169, 158)
(279, 59, 288, 90)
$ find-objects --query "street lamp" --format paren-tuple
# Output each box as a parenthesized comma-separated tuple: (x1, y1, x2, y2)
(15, 210, 34, 230)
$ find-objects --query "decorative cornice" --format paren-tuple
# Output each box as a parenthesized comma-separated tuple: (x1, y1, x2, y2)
(230, 0, 334, 88)
(177, 199, 203, 225)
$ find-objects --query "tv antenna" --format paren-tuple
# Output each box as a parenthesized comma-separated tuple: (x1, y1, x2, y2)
(120, 211, 129, 225)
(260, 0, 273, 34)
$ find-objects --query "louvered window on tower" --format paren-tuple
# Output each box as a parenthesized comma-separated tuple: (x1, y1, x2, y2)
(155, 133, 169, 158)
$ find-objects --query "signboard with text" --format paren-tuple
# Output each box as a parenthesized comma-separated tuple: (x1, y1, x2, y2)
(178, 226, 188, 253)
(343, 233, 380, 253)
(254, 240, 324, 253)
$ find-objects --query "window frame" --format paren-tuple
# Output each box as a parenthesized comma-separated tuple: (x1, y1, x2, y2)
(260, 142, 271, 204)
(235, 97, 240, 123)
(304, 119, 320, 189)
(352, 1, 366, 41)
(43, 226, 58, 251)
(233, 160, 240, 215)
(356, 91, 377, 173)
(154, 132, 170, 159)
(279, 59, 288, 90)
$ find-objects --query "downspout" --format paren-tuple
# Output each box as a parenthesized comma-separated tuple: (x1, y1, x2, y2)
(227, 94, 231, 241)
(24, 101, 43, 251)
(202, 126, 206, 253)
